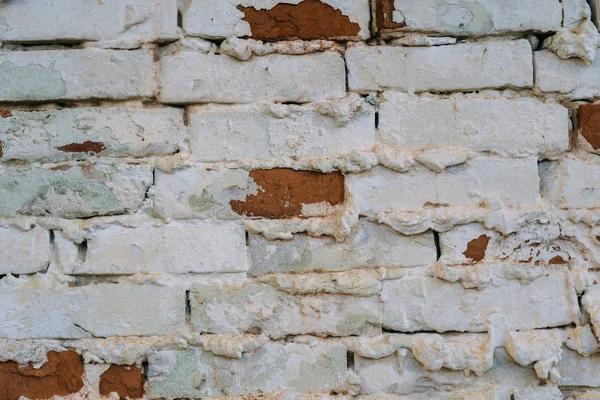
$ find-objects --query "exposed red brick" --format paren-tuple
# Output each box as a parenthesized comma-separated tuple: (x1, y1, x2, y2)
(57, 141, 107, 154)
(579, 104, 600, 150)
(0, 110, 12, 118)
(99, 365, 144, 399)
(374, 0, 407, 34)
(0, 351, 84, 400)
(548, 255, 568, 265)
(237, 0, 360, 40)
(230, 168, 345, 218)
(463, 234, 490, 262)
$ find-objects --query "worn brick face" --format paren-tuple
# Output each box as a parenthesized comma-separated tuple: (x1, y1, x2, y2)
(229, 169, 345, 218)
(1, 1, 600, 399)
(99, 365, 144, 399)
(237, 0, 360, 40)
(0, 352, 84, 400)
(579, 103, 600, 150)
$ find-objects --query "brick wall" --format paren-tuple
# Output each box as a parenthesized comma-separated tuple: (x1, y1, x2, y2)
(1, 0, 600, 399)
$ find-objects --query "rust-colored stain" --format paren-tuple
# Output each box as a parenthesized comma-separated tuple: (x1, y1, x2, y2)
(374, 0, 407, 33)
(99, 365, 144, 399)
(237, 0, 360, 40)
(0, 110, 12, 118)
(80, 164, 96, 175)
(579, 104, 600, 150)
(0, 351, 84, 400)
(50, 165, 72, 171)
(548, 255, 568, 265)
(0, 141, 3, 158)
(230, 168, 345, 218)
(57, 141, 107, 154)
(463, 234, 490, 262)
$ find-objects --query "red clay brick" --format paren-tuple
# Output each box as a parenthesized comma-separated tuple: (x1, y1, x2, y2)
(230, 168, 345, 218)
(237, 0, 360, 40)
(99, 365, 144, 399)
(0, 351, 84, 400)
(579, 103, 600, 150)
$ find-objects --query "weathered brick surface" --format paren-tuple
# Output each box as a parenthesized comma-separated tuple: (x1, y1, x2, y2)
(249, 220, 435, 275)
(439, 223, 575, 266)
(0, 49, 155, 102)
(99, 365, 144, 399)
(346, 41, 533, 93)
(159, 52, 346, 104)
(535, 50, 600, 100)
(376, 0, 562, 36)
(230, 169, 345, 218)
(558, 349, 600, 387)
(541, 158, 600, 209)
(0, 164, 152, 218)
(0, 351, 84, 400)
(182, 0, 371, 40)
(55, 220, 248, 275)
(379, 92, 569, 158)
(147, 341, 347, 397)
(0, 284, 185, 339)
(356, 346, 547, 396)
(191, 281, 380, 338)
(1, 1, 599, 399)
(0, 0, 177, 44)
(153, 167, 344, 219)
(382, 270, 575, 332)
(0, 225, 50, 274)
(188, 97, 376, 162)
(348, 157, 539, 214)
(578, 103, 600, 153)
(0, 107, 185, 161)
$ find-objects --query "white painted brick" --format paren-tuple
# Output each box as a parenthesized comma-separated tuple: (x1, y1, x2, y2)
(439, 223, 497, 265)
(0, 164, 152, 218)
(379, 92, 569, 158)
(388, 0, 562, 36)
(0, 107, 185, 162)
(152, 167, 252, 220)
(535, 50, 600, 100)
(249, 220, 435, 276)
(563, 0, 594, 29)
(358, 391, 497, 400)
(358, 390, 496, 400)
(188, 96, 376, 162)
(347, 157, 540, 215)
(154, 166, 339, 220)
(591, 0, 600, 30)
(582, 285, 600, 345)
(0, 49, 155, 102)
(0, 284, 185, 339)
(0, 0, 177, 43)
(182, 0, 370, 40)
(0, 225, 49, 275)
(190, 281, 380, 338)
(541, 158, 600, 209)
(356, 348, 540, 396)
(382, 270, 575, 332)
(346, 41, 533, 93)
(148, 341, 347, 398)
(440, 223, 576, 266)
(159, 52, 346, 104)
(558, 348, 600, 387)
(55, 220, 248, 275)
